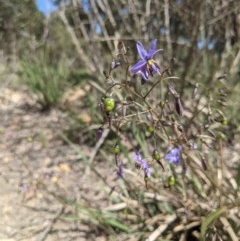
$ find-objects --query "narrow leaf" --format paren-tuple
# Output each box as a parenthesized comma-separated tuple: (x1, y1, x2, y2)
(105, 219, 129, 232)
(200, 207, 226, 241)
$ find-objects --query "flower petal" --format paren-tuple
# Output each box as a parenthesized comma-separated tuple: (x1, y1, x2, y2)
(117, 164, 124, 178)
(137, 41, 147, 60)
(134, 151, 142, 165)
(151, 63, 160, 74)
(140, 70, 149, 81)
(147, 39, 157, 58)
(142, 160, 152, 177)
(152, 48, 163, 57)
(144, 167, 153, 177)
(165, 147, 181, 164)
(141, 159, 148, 169)
(131, 60, 147, 74)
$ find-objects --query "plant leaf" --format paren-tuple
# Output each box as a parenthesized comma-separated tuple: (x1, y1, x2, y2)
(236, 165, 240, 187)
(104, 218, 129, 232)
(200, 207, 226, 241)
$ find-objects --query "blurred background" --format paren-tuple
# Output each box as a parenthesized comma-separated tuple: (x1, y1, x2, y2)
(0, 0, 239, 240)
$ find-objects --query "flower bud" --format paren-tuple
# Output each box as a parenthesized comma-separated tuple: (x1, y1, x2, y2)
(168, 85, 176, 95)
(96, 127, 103, 140)
(103, 97, 115, 112)
(116, 164, 124, 178)
(111, 60, 120, 70)
(175, 96, 184, 116)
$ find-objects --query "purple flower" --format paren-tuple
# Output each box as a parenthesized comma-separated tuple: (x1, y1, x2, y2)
(134, 151, 152, 177)
(141, 159, 153, 178)
(111, 60, 120, 70)
(134, 151, 143, 168)
(131, 39, 163, 83)
(165, 146, 182, 165)
(175, 96, 184, 116)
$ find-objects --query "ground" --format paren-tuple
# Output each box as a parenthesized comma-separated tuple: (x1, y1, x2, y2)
(0, 87, 114, 241)
(1, 86, 239, 241)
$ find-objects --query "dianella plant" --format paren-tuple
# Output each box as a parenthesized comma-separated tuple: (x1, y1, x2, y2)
(96, 39, 240, 240)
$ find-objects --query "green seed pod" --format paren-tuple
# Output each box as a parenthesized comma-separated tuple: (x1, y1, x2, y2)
(147, 126, 154, 133)
(114, 144, 120, 155)
(103, 97, 115, 112)
(168, 176, 176, 186)
(152, 150, 160, 161)
(218, 132, 226, 140)
(159, 101, 165, 109)
(221, 118, 228, 126)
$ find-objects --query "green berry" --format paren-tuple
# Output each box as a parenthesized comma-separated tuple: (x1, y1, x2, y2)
(221, 118, 228, 125)
(147, 126, 154, 133)
(114, 144, 120, 155)
(152, 150, 160, 161)
(103, 97, 115, 112)
(218, 132, 226, 140)
(168, 176, 176, 186)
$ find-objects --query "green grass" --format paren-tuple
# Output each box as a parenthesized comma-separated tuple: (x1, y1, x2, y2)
(20, 55, 70, 110)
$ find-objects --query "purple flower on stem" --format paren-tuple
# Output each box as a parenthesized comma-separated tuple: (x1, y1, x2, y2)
(165, 146, 182, 165)
(131, 39, 163, 83)
(134, 151, 152, 178)
(141, 159, 153, 178)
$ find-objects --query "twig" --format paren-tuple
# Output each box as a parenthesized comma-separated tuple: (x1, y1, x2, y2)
(89, 0, 113, 51)
(146, 214, 177, 241)
(35, 206, 64, 241)
(89, 129, 110, 164)
(57, 10, 96, 73)
(82, 128, 110, 178)
(164, 0, 172, 57)
(173, 221, 201, 233)
(104, 202, 127, 212)
(220, 217, 239, 241)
